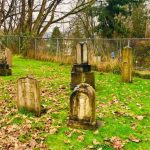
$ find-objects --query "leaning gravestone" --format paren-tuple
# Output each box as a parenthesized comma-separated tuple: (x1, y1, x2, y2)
(122, 46, 133, 82)
(68, 83, 98, 129)
(17, 76, 41, 116)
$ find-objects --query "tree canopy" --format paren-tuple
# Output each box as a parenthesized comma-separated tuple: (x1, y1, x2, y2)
(0, 0, 95, 37)
(92, 0, 146, 38)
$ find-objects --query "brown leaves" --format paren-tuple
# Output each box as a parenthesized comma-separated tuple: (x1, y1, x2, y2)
(130, 123, 137, 130)
(110, 136, 124, 150)
(129, 135, 141, 143)
(136, 115, 144, 120)
(49, 127, 58, 134)
(110, 96, 120, 104)
(77, 135, 84, 142)
(93, 130, 99, 135)
(93, 139, 100, 145)
(64, 139, 71, 144)
(99, 102, 108, 108)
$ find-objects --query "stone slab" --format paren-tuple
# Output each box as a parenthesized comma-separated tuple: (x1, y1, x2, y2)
(17, 76, 41, 116)
(70, 72, 95, 90)
(68, 83, 98, 130)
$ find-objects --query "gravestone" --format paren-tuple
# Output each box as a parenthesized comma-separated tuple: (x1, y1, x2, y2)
(70, 42, 95, 89)
(122, 46, 133, 82)
(17, 76, 41, 116)
(5, 48, 12, 67)
(93, 56, 101, 65)
(68, 83, 98, 129)
(0, 43, 11, 76)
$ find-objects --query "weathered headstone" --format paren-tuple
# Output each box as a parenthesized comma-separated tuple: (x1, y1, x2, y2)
(70, 42, 95, 89)
(122, 46, 133, 82)
(0, 43, 11, 76)
(5, 48, 12, 67)
(93, 56, 101, 65)
(68, 83, 98, 129)
(17, 76, 41, 116)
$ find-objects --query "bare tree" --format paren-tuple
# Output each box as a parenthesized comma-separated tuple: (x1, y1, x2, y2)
(0, 0, 95, 36)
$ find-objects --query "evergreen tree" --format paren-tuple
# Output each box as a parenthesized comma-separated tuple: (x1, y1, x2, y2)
(50, 27, 62, 53)
(51, 26, 62, 39)
(131, 3, 147, 37)
(93, 0, 144, 38)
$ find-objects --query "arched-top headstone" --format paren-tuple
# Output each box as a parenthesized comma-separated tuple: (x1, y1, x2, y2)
(17, 76, 41, 116)
(69, 83, 98, 129)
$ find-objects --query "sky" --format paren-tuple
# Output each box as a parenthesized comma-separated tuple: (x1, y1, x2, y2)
(35, 0, 74, 37)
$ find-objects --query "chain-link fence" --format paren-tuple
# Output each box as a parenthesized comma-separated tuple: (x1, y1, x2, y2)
(0, 35, 150, 71)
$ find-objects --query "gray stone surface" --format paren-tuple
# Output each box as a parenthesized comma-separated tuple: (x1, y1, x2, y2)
(0, 44, 11, 76)
(17, 76, 41, 116)
(68, 83, 98, 129)
(71, 72, 95, 90)
(71, 42, 95, 89)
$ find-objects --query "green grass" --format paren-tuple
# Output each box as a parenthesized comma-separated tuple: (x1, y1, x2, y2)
(0, 55, 150, 150)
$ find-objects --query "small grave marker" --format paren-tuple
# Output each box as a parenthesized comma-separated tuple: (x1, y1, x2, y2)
(122, 46, 133, 82)
(17, 76, 41, 116)
(0, 43, 11, 76)
(68, 83, 98, 129)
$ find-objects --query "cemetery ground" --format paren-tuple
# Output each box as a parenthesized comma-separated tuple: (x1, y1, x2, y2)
(0, 56, 150, 150)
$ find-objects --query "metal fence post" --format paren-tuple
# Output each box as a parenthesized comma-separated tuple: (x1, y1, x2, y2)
(56, 38, 59, 56)
(34, 38, 37, 58)
(19, 36, 21, 54)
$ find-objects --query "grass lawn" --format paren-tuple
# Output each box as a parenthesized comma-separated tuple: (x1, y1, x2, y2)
(0, 56, 150, 150)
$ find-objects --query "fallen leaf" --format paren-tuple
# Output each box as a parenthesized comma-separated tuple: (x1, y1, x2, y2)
(111, 136, 124, 150)
(110, 96, 119, 104)
(129, 135, 141, 143)
(65, 130, 74, 137)
(87, 145, 94, 149)
(64, 139, 70, 144)
(131, 123, 137, 130)
(136, 116, 144, 120)
(98, 113, 104, 118)
(49, 128, 58, 134)
(77, 135, 84, 142)
(93, 130, 99, 135)
(29, 139, 37, 148)
(99, 102, 107, 107)
(93, 139, 100, 145)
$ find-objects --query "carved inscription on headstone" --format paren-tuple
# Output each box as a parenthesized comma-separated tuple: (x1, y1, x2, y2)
(69, 83, 98, 129)
(122, 46, 133, 82)
(17, 76, 41, 116)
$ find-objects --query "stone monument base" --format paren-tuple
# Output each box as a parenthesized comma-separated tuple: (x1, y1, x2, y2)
(70, 72, 95, 90)
(0, 69, 12, 76)
(68, 118, 99, 130)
